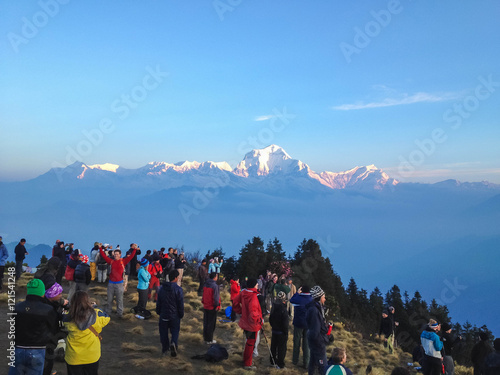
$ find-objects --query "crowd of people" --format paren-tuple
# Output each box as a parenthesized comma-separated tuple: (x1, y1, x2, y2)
(5, 238, 500, 375)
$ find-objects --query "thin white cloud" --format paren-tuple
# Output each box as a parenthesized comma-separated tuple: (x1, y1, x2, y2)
(332, 92, 460, 111)
(254, 115, 275, 121)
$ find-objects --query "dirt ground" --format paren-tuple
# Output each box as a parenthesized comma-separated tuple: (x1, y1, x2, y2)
(1, 274, 311, 375)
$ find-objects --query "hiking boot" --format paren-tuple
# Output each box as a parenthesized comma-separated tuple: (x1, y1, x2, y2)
(205, 340, 217, 344)
(244, 365, 257, 370)
(170, 344, 177, 357)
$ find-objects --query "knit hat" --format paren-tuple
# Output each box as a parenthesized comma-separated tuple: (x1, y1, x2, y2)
(441, 322, 452, 332)
(276, 291, 287, 301)
(45, 282, 63, 299)
(310, 285, 325, 300)
(27, 279, 45, 297)
(140, 258, 149, 267)
(247, 278, 258, 289)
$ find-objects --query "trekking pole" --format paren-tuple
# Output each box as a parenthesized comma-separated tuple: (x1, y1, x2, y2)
(261, 328, 279, 369)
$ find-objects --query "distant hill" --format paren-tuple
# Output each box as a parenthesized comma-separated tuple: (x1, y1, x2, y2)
(6, 242, 53, 268)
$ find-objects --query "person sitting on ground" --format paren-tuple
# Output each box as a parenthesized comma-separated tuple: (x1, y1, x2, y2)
(326, 347, 353, 375)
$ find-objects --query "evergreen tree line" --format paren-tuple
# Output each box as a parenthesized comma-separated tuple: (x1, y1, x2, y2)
(190, 236, 494, 367)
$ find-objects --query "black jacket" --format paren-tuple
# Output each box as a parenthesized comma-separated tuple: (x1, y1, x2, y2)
(379, 316, 393, 337)
(74, 262, 91, 284)
(442, 331, 461, 356)
(269, 301, 289, 335)
(472, 340, 494, 370)
(52, 246, 67, 265)
(306, 300, 330, 349)
(156, 281, 184, 320)
(15, 243, 27, 262)
(14, 295, 59, 347)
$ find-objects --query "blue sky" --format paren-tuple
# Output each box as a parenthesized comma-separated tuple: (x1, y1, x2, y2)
(1, 0, 499, 183)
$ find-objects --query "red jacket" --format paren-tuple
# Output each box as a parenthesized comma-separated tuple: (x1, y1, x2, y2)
(233, 288, 263, 332)
(202, 278, 220, 310)
(148, 262, 163, 279)
(230, 280, 241, 301)
(99, 248, 136, 282)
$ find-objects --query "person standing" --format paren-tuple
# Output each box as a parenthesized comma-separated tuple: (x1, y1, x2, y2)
(233, 278, 263, 370)
(471, 332, 494, 375)
(287, 278, 297, 318)
(0, 236, 9, 291)
(290, 285, 312, 368)
(484, 338, 500, 375)
(9, 279, 59, 375)
(197, 259, 208, 296)
(136, 258, 151, 313)
(230, 277, 241, 322)
(441, 322, 461, 375)
(74, 254, 91, 294)
(99, 246, 136, 318)
(148, 254, 163, 302)
(306, 285, 333, 375)
(269, 291, 289, 369)
(89, 242, 101, 281)
(420, 319, 443, 375)
(202, 272, 221, 344)
(175, 253, 187, 287)
(156, 269, 185, 357)
(53, 241, 67, 284)
(14, 238, 28, 279)
(66, 250, 81, 303)
(64, 291, 110, 374)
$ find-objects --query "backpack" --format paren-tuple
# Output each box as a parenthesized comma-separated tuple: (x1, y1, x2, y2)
(192, 344, 229, 363)
(164, 258, 175, 274)
(64, 265, 75, 281)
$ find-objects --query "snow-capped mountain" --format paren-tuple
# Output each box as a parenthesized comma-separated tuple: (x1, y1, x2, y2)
(35, 144, 398, 192)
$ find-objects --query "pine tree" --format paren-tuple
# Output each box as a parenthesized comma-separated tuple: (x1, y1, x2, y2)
(237, 237, 265, 278)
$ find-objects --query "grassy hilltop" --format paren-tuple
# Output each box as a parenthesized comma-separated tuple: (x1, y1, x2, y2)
(1, 274, 473, 375)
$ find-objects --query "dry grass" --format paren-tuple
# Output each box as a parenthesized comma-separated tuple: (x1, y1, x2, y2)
(203, 364, 225, 375)
(121, 342, 157, 353)
(126, 325, 144, 335)
(182, 332, 203, 343)
(456, 365, 473, 375)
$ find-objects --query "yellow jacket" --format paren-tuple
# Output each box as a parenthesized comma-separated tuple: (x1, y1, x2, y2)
(64, 308, 110, 365)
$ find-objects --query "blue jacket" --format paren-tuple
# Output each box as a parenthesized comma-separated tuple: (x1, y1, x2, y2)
(156, 281, 184, 320)
(306, 300, 329, 349)
(290, 292, 312, 329)
(137, 267, 151, 290)
(0, 242, 8, 266)
(421, 327, 443, 358)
